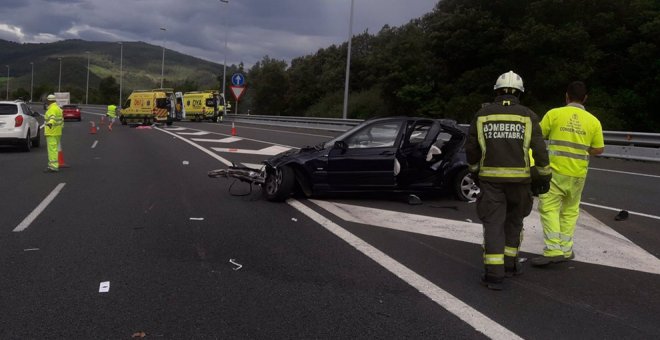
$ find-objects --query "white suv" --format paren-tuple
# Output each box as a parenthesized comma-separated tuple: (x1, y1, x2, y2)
(0, 100, 42, 151)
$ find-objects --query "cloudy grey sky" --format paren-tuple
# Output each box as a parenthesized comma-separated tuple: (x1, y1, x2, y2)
(0, 0, 437, 67)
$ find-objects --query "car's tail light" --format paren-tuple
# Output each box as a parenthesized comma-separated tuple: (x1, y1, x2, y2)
(15, 115, 23, 127)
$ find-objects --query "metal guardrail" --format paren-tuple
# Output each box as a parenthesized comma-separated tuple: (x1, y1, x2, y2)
(227, 114, 660, 162)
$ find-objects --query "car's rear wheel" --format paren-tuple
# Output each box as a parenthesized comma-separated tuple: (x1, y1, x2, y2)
(262, 166, 295, 202)
(21, 129, 32, 152)
(454, 168, 479, 201)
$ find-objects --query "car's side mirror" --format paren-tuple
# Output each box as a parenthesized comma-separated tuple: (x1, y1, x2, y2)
(334, 140, 348, 151)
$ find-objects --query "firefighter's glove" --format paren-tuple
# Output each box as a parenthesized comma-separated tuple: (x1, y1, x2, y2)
(530, 166, 551, 196)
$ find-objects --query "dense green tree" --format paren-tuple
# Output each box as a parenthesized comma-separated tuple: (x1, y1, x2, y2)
(247, 56, 289, 115)
(98, 76, 119, 105)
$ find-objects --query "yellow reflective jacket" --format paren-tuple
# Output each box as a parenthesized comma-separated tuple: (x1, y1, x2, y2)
(540, 103, 604, 177)
(466, 95, 551, 183)
(107, 104, 117, 118)
(44, 102, 63, 136)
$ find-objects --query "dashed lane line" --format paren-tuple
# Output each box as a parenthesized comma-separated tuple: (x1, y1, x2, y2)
(288, 198, 522, 340)
(13, 183, 66, 232)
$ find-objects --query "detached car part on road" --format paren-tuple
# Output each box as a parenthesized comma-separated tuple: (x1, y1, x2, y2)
(209, 116, 480, 202)
(0, 100, 42, 151)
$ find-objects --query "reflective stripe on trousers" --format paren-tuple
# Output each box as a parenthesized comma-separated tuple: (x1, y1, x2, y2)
(46, 135, 61, 169)
(538, 172, 585, 257)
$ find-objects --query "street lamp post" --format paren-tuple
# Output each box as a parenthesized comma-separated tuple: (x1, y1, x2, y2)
(119, 42, 123, 106)
(58, 57, 62, 92)
(160, 27, 166, 88)
(220, 0, 229, 117)
(342, 0, 355, 120)
(30, 62, 34, 102)
(85, 51, 90, 104)
(5, 65, 9, 100)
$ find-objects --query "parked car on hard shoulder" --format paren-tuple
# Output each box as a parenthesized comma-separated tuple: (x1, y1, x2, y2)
(62, 104, 82, 121)
(209, 116, 481, 202)
(0, 100, 42, 151)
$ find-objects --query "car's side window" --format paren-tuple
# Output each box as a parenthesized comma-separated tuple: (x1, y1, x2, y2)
(345, 122, 401, 149)
(21, 104, 31, 115)
(407, 123, 431, 145)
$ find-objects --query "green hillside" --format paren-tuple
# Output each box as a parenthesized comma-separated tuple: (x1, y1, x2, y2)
(0, 39, 226, 104)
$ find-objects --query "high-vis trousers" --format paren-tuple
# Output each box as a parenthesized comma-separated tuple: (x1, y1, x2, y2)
(46, 135, 61, 170)
(538, 172, 586, 258)
(477, 181, 533, 280)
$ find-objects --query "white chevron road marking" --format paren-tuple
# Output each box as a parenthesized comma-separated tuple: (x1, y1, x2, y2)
(177, 131, 210, 136)
(192, 136, 243, 143)
(212, 145, 291, 155)
(310, 199, 660, 275)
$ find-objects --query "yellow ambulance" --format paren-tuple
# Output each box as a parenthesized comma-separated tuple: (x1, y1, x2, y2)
(120, 88, 175, 125)
(182, 90, 226, 122)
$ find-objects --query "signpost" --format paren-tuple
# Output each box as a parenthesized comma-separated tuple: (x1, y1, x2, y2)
(230, 73, 246, 114)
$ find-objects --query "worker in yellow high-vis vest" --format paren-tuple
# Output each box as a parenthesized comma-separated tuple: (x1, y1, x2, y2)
(531, 81, 604, 266)
(106, 104, 117, 131)
(44, 94, 64, 172)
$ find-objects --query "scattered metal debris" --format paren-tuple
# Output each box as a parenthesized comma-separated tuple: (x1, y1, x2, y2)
(465, 218, 473, 223)
(291, 218, 298, 222)
(407, 194, 422, 205)
(229, 259, 243, 271)
(615, 210, 629, 221)
(182, 160, 190, 165)
(99, 281, 110, 293)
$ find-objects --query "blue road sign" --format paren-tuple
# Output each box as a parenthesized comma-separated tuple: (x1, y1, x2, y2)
(231, 73, 245, 86)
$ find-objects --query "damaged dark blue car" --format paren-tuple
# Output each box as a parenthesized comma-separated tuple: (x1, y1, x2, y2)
(209, 116, 480, 202)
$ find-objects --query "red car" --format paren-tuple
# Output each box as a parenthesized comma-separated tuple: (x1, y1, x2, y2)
(62, 104, 81, 121)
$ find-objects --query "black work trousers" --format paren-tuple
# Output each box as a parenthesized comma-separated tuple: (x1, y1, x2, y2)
(477, 181, 533, 280)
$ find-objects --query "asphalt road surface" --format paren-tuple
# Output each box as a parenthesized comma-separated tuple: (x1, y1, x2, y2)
(1, 111, 659, 339)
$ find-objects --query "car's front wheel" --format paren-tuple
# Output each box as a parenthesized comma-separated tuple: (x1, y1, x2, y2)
(262, 166, 295, 202)
(454, 168, 480, 201)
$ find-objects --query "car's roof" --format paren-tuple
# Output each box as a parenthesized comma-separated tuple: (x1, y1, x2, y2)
(0, 101, 21, 105)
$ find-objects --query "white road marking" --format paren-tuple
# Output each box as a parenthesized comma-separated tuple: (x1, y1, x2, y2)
(154, 127, 232, 166)
(288, 199, 522, 340)
(590, 167, 660, 179)
(165, 126, 299, 150)
(13, 183, 66, 232)
(91, 140, 98, 149)
(231, 124, 336, 139)
(163, 127, 186, 131)
(99, 281, 110, 293)
(24, 248, 40, 251)
(241, 163, 265, 170)
(182, 160, 189, 165)
(212, 145, 291, 156)
(581, 201, 660, 221)
(177, 131, 210, 136)
(310, 199, 660, 275)
(191, 137, 242, 143)
(189, 217, 204, 221)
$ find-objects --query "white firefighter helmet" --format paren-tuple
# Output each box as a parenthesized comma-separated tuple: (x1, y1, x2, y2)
(47, 94, 56, 101)
(493, 70, 524, 93)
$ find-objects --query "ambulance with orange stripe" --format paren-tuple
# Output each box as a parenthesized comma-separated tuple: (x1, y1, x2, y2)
(120, 88, 175, 126)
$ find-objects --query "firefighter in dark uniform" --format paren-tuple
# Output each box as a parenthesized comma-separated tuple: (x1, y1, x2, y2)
(466, 70, 551, 290)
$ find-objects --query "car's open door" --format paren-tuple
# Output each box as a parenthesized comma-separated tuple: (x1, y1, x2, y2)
(326, 119, 404, 189)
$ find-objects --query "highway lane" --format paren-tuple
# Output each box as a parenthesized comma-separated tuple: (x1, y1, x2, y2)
(1, 113, 659, 338)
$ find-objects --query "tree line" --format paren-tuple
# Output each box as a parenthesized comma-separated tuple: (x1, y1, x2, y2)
(243, 0, 660, 132)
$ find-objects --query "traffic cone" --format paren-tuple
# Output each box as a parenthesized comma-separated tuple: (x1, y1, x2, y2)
(89, 121, 97, 134)
(231, 122, 237, 136)
(57, 142, 69, 168)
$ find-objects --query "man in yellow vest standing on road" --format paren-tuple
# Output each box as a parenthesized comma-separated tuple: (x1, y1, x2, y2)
(106, 103, 117, 131)
(44, 94, 64, 173)
(532, 81, 605, 266)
